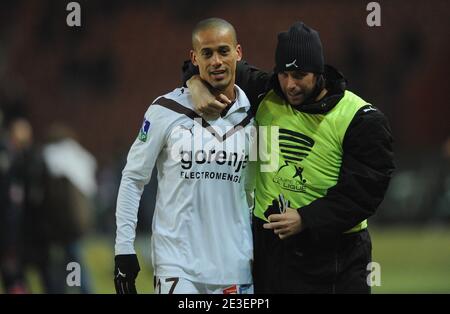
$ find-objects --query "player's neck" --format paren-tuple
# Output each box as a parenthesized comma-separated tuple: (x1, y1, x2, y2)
(315, 88, 328, 101)
(213, 85, 236, 102)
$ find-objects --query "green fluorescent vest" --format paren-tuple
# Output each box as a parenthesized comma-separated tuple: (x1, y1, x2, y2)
(254, 89, 368, 233)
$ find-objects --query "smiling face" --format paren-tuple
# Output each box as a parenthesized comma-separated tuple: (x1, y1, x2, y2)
(191, 27, 242, 98)
(277, 70, 317, 106)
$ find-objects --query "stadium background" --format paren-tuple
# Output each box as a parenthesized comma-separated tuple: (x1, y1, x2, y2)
(0, 0, 449, 293)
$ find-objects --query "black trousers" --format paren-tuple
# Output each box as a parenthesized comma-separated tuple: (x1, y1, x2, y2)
(252, 217, 372, 294)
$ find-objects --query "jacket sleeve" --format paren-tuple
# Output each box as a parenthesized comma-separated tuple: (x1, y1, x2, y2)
(182, 60, 272, 114)
(235, 61, 272, 110)
(181, 60, 199, 86)
(115, 104, 168, 255)
(298, 106, 395, 241)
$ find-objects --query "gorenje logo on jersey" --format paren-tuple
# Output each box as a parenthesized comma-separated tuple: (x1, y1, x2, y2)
(272, 128, 314, 192)
(168, 118, 281, 175)
(180, 149, 249, 173)
(168, 119, 254, 183)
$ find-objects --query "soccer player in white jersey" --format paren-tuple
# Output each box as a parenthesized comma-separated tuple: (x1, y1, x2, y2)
(114, 18, 255, 294)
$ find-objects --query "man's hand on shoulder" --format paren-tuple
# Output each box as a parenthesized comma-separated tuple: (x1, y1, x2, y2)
(187, 75, 230, 118)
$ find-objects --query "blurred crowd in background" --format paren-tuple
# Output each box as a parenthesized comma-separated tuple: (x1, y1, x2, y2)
(0, 0, 448, 293)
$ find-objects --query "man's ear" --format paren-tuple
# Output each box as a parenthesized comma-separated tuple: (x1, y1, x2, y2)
(236, 44, 242, 62)
(190, 50, 198, 66)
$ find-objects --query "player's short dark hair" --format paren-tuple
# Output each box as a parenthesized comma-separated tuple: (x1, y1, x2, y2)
(192, 18, 237, 49)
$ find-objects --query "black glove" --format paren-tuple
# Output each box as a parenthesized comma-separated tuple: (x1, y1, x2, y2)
(114, 254, 140, 294)
(264, 199, 281, 219)
(264, 194, 290, 219)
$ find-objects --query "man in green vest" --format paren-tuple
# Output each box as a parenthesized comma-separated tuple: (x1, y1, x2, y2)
(185, 21, 395, 293)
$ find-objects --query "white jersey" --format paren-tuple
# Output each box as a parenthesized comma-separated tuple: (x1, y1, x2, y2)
(115, 86, 255, 285)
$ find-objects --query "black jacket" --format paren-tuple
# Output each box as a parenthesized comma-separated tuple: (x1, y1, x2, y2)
(184, 60, 395, 240)
(233, 62, 395, 293)
(229, 61, 395, 242)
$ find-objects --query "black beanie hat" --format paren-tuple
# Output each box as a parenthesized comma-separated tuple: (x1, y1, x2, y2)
(274, 22, 324, 74)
